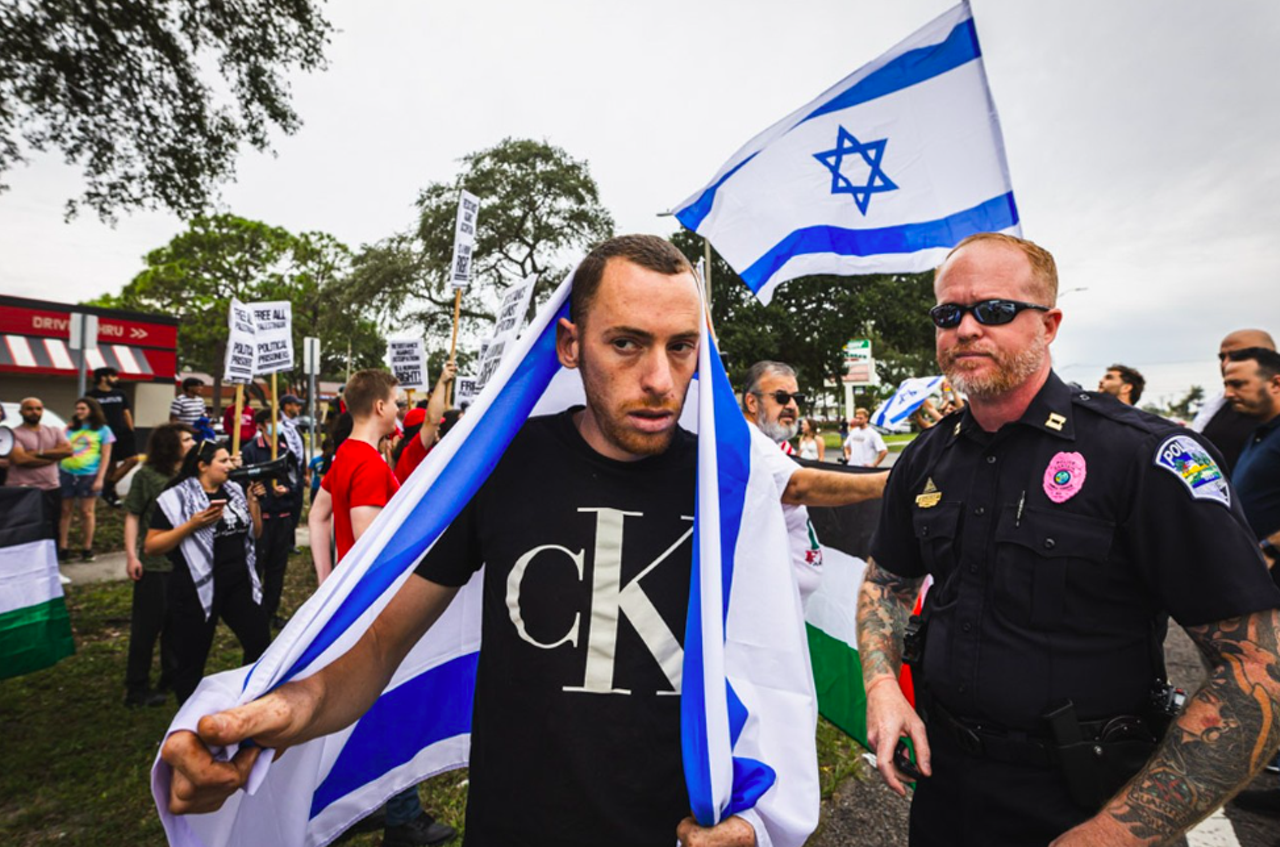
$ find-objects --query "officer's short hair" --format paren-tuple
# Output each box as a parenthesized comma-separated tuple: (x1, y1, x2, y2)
(942, 232, 1059, 306)
(570, 235, 695, 327)
(1107, 364, 1146, 403)
(1226, 347, 1280, 381)
(742, 361, 797, 410)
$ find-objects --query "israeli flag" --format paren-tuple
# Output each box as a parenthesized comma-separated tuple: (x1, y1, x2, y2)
(152, 270, 818, 847)
(672, 1, 1019, 304)
(871, 375, 945, 429)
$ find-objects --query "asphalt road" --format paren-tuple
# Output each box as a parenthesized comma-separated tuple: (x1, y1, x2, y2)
(811, 625, 1280, 847)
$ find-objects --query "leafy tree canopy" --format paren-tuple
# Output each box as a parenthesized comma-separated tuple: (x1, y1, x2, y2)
(671, 229, 937, 420)
(0, 0, 331, 220)
(345, 137, 614, 350)
(88, 214, 383, 412)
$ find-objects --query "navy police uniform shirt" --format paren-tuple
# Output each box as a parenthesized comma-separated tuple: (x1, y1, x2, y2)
(871, 371, 1280, 733)
(1233, 414, 1280, 540)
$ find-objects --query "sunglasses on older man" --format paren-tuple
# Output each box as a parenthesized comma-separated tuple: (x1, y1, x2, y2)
(757, 389, 807, 407)
(929, 299, 1050, 329)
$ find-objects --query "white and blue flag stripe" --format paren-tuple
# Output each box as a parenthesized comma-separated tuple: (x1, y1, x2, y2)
(673, 1, 1019, 304)
(871, 375, 945, 429)
(153, 270, 818, 847)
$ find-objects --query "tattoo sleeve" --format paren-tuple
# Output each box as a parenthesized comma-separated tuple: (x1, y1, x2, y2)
(855, 558, 925, 684)
(1104, 608, 1280, 844)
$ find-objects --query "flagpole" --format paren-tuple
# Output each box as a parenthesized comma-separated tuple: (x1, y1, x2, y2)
(447, 288, 462, 407)
(271, 372, 280, 460)
(702, 237, 713, 309)
(231, 384, 245, 454)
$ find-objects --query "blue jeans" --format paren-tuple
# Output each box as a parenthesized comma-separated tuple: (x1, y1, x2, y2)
(385, 786, 423, 827)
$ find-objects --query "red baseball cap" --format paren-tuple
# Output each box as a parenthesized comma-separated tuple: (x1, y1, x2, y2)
(403, 408, 427, 429)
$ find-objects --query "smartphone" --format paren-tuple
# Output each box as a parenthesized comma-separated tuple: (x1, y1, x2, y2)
(893, 739, 925, 781)
(208, 499, 227, 509)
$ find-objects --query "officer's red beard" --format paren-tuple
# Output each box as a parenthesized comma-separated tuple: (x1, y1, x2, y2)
(939, 331, 1049, 401)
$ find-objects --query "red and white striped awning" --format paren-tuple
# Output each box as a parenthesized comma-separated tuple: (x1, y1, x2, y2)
(0, 335, 172, 379)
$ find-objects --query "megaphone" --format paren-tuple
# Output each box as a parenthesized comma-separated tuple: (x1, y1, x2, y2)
(0, 427, 13, 459)
(228, 452, 293, 487)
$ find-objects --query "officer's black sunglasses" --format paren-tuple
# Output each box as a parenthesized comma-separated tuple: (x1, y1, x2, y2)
(758, 389, 807, 406)
(929, 299, 1051, 329)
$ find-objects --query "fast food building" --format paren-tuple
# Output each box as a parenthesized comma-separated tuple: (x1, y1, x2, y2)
(0, 295, 179, 427)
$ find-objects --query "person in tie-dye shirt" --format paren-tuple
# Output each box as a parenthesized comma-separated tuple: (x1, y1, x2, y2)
(59, 397, 115, 562)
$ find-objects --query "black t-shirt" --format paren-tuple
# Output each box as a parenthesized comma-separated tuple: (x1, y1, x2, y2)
(87, 387, 134, 453)
(151, 485, 253, 575)
(415, 408, 696, 847)
(871, 372, 1280, 730)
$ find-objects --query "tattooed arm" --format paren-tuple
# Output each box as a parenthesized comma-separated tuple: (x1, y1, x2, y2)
(1052, 608, 1280, 847)
(856, 558, 929, 795)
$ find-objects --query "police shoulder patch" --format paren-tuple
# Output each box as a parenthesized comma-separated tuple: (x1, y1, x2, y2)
(1154, 434, 1231, 508)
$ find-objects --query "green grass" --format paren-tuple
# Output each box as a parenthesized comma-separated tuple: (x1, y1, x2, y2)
(0, 551, 871, 845)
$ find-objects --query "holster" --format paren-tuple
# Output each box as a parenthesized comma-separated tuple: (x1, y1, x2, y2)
(1044, 700, 1157, 812)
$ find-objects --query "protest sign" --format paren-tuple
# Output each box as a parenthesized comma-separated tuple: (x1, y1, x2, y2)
(492, 276, 537, 338)
(449, 190, 481, 291)
(386, 338, 427, 390)
(454, 376, 479, 406)
(223, 299, 256, 384)
(252, 301, 294, 374)
(475, 336, 508, 393)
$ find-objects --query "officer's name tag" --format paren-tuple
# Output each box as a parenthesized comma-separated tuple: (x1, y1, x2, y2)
(1154, 435, 1231, 508)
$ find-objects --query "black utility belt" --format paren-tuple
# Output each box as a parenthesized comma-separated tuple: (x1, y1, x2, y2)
(931, 702, 1156, 770)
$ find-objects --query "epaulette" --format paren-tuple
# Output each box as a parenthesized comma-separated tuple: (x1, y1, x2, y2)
(1069, 389, 1175, 436)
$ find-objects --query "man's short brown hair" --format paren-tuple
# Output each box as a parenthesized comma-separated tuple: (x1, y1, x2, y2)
(344, 369, 399, 418)
(942, 232, 1059, 305)
(1107, 364, 1146, 404)
(569, 234, 695, 325)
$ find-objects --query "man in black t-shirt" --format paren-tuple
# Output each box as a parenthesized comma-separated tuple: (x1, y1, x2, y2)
(88, 366, 139, 505)
(161, 236, 808, 846)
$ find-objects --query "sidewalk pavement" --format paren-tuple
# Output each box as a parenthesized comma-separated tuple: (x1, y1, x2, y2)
(60, 525, 312, 587)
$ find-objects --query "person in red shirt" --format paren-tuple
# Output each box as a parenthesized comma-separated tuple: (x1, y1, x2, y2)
(393, 362, 456, 484)
(221, 402, 256, 446)
(306, 368, 456, 846)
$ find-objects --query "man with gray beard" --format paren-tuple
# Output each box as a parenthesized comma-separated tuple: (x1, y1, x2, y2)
(855, 233, 1280, 847)
(741, 360, 887, 598)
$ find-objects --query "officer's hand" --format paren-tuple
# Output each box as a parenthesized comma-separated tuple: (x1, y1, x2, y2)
(676, 814, 755, 847)
(864, 675, 931, 797)
(161, 688, 306, 814)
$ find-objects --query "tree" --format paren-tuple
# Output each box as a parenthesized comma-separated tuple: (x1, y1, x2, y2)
(671, 230, 937, 420)
(89, 214, 384, 414)
(346, 138, 614, 352)
(0, 0, 331, 220)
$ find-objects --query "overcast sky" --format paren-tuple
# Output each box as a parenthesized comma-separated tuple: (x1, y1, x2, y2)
(1, 0, 1277, 406)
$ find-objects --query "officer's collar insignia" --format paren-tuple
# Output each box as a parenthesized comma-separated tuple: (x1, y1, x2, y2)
(1045, 412, 1067, 432)
(915, 477, 942, 509)
(1154, 435, 1231, 508)
(1043, 451, 1087, 503)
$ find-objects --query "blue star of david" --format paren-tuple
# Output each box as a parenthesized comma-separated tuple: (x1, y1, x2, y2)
(813, 126, 898, 215)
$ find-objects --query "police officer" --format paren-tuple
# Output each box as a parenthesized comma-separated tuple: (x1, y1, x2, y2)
(856, 233, 1280, 847)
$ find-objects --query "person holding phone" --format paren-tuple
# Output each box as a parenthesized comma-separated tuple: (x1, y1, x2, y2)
(146, 441, 271, 705)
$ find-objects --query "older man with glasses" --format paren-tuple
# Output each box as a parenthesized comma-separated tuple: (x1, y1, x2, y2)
(740, 360, 887, 600)
(857, 232, 1280, 847)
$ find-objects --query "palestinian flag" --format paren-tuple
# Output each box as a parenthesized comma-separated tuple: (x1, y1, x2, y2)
(803, 467, 920, 746)
(0, 488, 74, 679)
